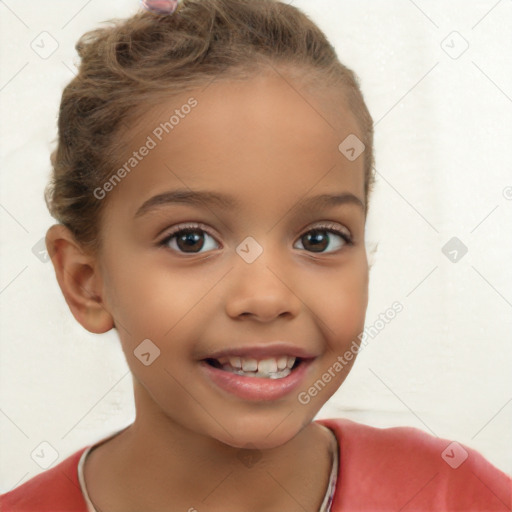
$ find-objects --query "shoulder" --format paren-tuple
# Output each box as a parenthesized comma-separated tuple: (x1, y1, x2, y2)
(316, 417, 512, 511)
(0, 447, 88, 511)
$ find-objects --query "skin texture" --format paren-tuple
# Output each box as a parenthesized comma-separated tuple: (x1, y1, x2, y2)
(46, 66, 369, 511)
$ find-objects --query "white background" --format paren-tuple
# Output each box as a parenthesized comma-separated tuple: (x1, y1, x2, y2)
(1, 0, 511, 493)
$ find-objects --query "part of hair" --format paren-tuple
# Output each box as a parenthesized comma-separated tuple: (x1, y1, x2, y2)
(45, 0, 375, 254)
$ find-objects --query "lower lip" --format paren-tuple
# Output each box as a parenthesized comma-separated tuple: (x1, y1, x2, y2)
(199, 359, 314, 401)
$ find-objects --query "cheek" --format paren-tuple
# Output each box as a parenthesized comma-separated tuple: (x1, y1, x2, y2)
(104, 253, 209, 333)
(301, 258, 368, 402)
(320, 255, 369, 342)
(104, 257, 224, 382)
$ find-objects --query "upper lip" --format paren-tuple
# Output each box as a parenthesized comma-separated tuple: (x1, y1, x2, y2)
(201, 342, 317, 361)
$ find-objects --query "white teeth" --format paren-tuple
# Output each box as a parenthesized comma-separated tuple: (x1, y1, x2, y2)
(286, 356, 296, 369)
(229, 356, 242, 369)
(228, 366, 292, 379)
(258, 358, 278, 373)
(211, 355, 297, 379)
(241, 358, 258, 372)
(211, 355, 299, 376)
(277, 356, 288, 370)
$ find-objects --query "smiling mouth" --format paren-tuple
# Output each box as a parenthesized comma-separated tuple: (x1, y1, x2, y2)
(203, 355, 303, 379)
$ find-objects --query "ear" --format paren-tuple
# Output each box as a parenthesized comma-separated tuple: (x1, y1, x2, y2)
(45, 224, 114, 334)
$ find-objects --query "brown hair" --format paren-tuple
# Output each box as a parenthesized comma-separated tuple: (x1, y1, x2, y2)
(45, 0, 374, 255)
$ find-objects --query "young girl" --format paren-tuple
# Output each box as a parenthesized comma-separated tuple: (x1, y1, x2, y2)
(2, 0, 510, 510)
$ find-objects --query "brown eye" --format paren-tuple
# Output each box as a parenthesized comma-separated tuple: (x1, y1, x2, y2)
(300, 230, 329, 252)
(294, 227, 352, 254)
(161, 226, 220, 254)
(175, 230, 205, 253)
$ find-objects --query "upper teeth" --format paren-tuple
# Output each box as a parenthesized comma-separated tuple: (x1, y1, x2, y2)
(217, 356, 296, 372)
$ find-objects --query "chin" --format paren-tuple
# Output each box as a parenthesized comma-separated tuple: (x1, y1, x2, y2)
(212, 414, 311, 451)
(220, 432, 294, 451)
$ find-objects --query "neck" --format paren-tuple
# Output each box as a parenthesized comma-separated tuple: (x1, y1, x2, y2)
(84, 382, 337, 512)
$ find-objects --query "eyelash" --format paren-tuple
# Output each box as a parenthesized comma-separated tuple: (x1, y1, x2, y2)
(158, 222, 353, 254)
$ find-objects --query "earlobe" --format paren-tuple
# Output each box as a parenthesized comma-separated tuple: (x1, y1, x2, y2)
(45, 224, 114, 334)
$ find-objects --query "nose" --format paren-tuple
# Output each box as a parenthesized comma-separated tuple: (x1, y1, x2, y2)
(224, 248, 302, 323)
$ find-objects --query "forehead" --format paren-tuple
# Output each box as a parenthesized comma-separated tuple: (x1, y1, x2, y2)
(106, 70, 364, 218)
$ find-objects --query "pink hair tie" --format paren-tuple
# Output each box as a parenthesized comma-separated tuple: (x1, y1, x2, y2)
(140, 0, 182, 15)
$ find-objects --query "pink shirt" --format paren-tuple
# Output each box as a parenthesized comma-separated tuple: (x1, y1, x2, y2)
(2, 417, 511, 511)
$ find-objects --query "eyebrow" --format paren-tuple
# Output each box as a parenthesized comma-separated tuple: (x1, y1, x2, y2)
(134, 189, 365, 219)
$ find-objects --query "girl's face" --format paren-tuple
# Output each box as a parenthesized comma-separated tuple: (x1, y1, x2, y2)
(96, 71, 369, 449)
